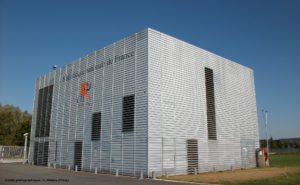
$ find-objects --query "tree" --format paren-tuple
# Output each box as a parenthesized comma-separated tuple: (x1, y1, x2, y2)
(260, 140, 267, 148)
(289, 142, 294, 149)
(278, 140, 284, 149)
(295, 142, 300, 149)
(0, 104, 32, 146)
(270, 137, 277, 149)
(282, 141, 289, 149)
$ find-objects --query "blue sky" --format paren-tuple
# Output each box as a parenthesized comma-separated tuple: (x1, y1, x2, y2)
(0, 0, 299, 139)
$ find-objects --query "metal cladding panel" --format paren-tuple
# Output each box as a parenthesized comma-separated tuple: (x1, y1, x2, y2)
(134, 30, 148, 175)
(29, 70, 55, 164)
(28, 79, 40, 162)
(60, 64, 73, 167)
(29, 29, 148, 176)
(67, 59, 81, 166)
(110, 40, 124, 173)
(148, 28, 259, 175)
(48, 68, 61, 164)
(101, 44, 114, 172)
(92, 49, 104, 170)
(55, 67, 66, 165)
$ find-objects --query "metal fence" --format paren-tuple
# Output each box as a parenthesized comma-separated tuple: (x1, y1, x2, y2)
(0, 146, 25, 160)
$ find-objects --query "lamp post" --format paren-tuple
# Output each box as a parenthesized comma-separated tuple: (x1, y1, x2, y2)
(23, 133, 28, 164)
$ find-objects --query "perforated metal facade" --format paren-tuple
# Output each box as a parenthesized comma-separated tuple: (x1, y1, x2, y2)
(29, 28, 259, 177)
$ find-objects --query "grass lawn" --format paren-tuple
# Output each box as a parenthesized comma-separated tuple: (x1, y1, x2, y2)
(159, 152, 300, 185)
(222, 172, 300, 185)
(270, 152, 300, 167)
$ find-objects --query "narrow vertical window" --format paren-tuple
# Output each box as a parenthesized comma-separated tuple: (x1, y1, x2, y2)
(122, 95, 135, 132)
(205, 68, 217, 140)
(91, 112, 101, 140)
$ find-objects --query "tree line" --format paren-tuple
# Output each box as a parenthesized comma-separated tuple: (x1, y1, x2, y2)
(260, 137, 300, 149)
(0, 104, 32, 146)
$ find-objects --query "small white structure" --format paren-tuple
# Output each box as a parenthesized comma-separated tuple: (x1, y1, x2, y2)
(28, 28, 259, 177)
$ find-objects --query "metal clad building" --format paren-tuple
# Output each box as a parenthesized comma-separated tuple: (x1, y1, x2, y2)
(29, 28, 259, 176)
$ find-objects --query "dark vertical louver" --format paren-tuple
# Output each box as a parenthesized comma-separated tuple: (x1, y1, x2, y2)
(40, 86, 48, 137)
(74, 141, 83, 171)
(35, 85, 53, 137)
(42, 142, 49, 165)
(55, 141, 57, 161)
(122, 95, 135, 132)
(33, 141, 49, 166)
(45, 85, 53, 137)
(37, 142, 43, 165)
(91, 112, 101, 140)
(187, 139, 199, 174)
(205, 68, 217, 140)
(35, 90, 43, 137)
(33, 142, 39, 165)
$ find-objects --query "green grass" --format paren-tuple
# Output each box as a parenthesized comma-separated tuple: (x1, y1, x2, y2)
(162, 152, 300, 185)
(270, 152, 300, 167)
(222, 172, 300, 185)
(221, 152, 300, 185)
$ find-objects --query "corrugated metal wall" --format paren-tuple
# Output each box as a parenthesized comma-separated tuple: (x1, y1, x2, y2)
(148, 28, 259, 176)
(29, 29, 148, 176)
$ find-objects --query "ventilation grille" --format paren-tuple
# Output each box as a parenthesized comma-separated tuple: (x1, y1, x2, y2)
(205, 68, 217, 140)
(55, 141, 57, 161)
(42, 142, 49, 165)
(74, 141, 83, 171)
(91, 112, 101, 140)
(122, 95, 135, 132)
(45, 86, 53, 137)
(187, 139, 198, 174)
(33, 142, 38, 165)
(35, 85, 53, 137)
(33, 141, 49, 166)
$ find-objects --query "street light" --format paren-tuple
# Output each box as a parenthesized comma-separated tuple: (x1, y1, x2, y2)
(23, 133, 28, 164)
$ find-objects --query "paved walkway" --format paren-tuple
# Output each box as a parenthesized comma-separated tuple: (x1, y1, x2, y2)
(0, 163, 208, 185)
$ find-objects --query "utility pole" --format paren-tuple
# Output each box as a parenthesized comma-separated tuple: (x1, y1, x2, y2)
(23, 133, 28, 164)
(262, 109, 269, 166)
(262, 110, 269, 151)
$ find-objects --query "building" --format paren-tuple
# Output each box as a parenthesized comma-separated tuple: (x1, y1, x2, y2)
(28, 28, 259, 177)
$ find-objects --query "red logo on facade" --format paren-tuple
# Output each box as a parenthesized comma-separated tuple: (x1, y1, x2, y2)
(80, 81, 91, 98)
(77, 81, 91, 107)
